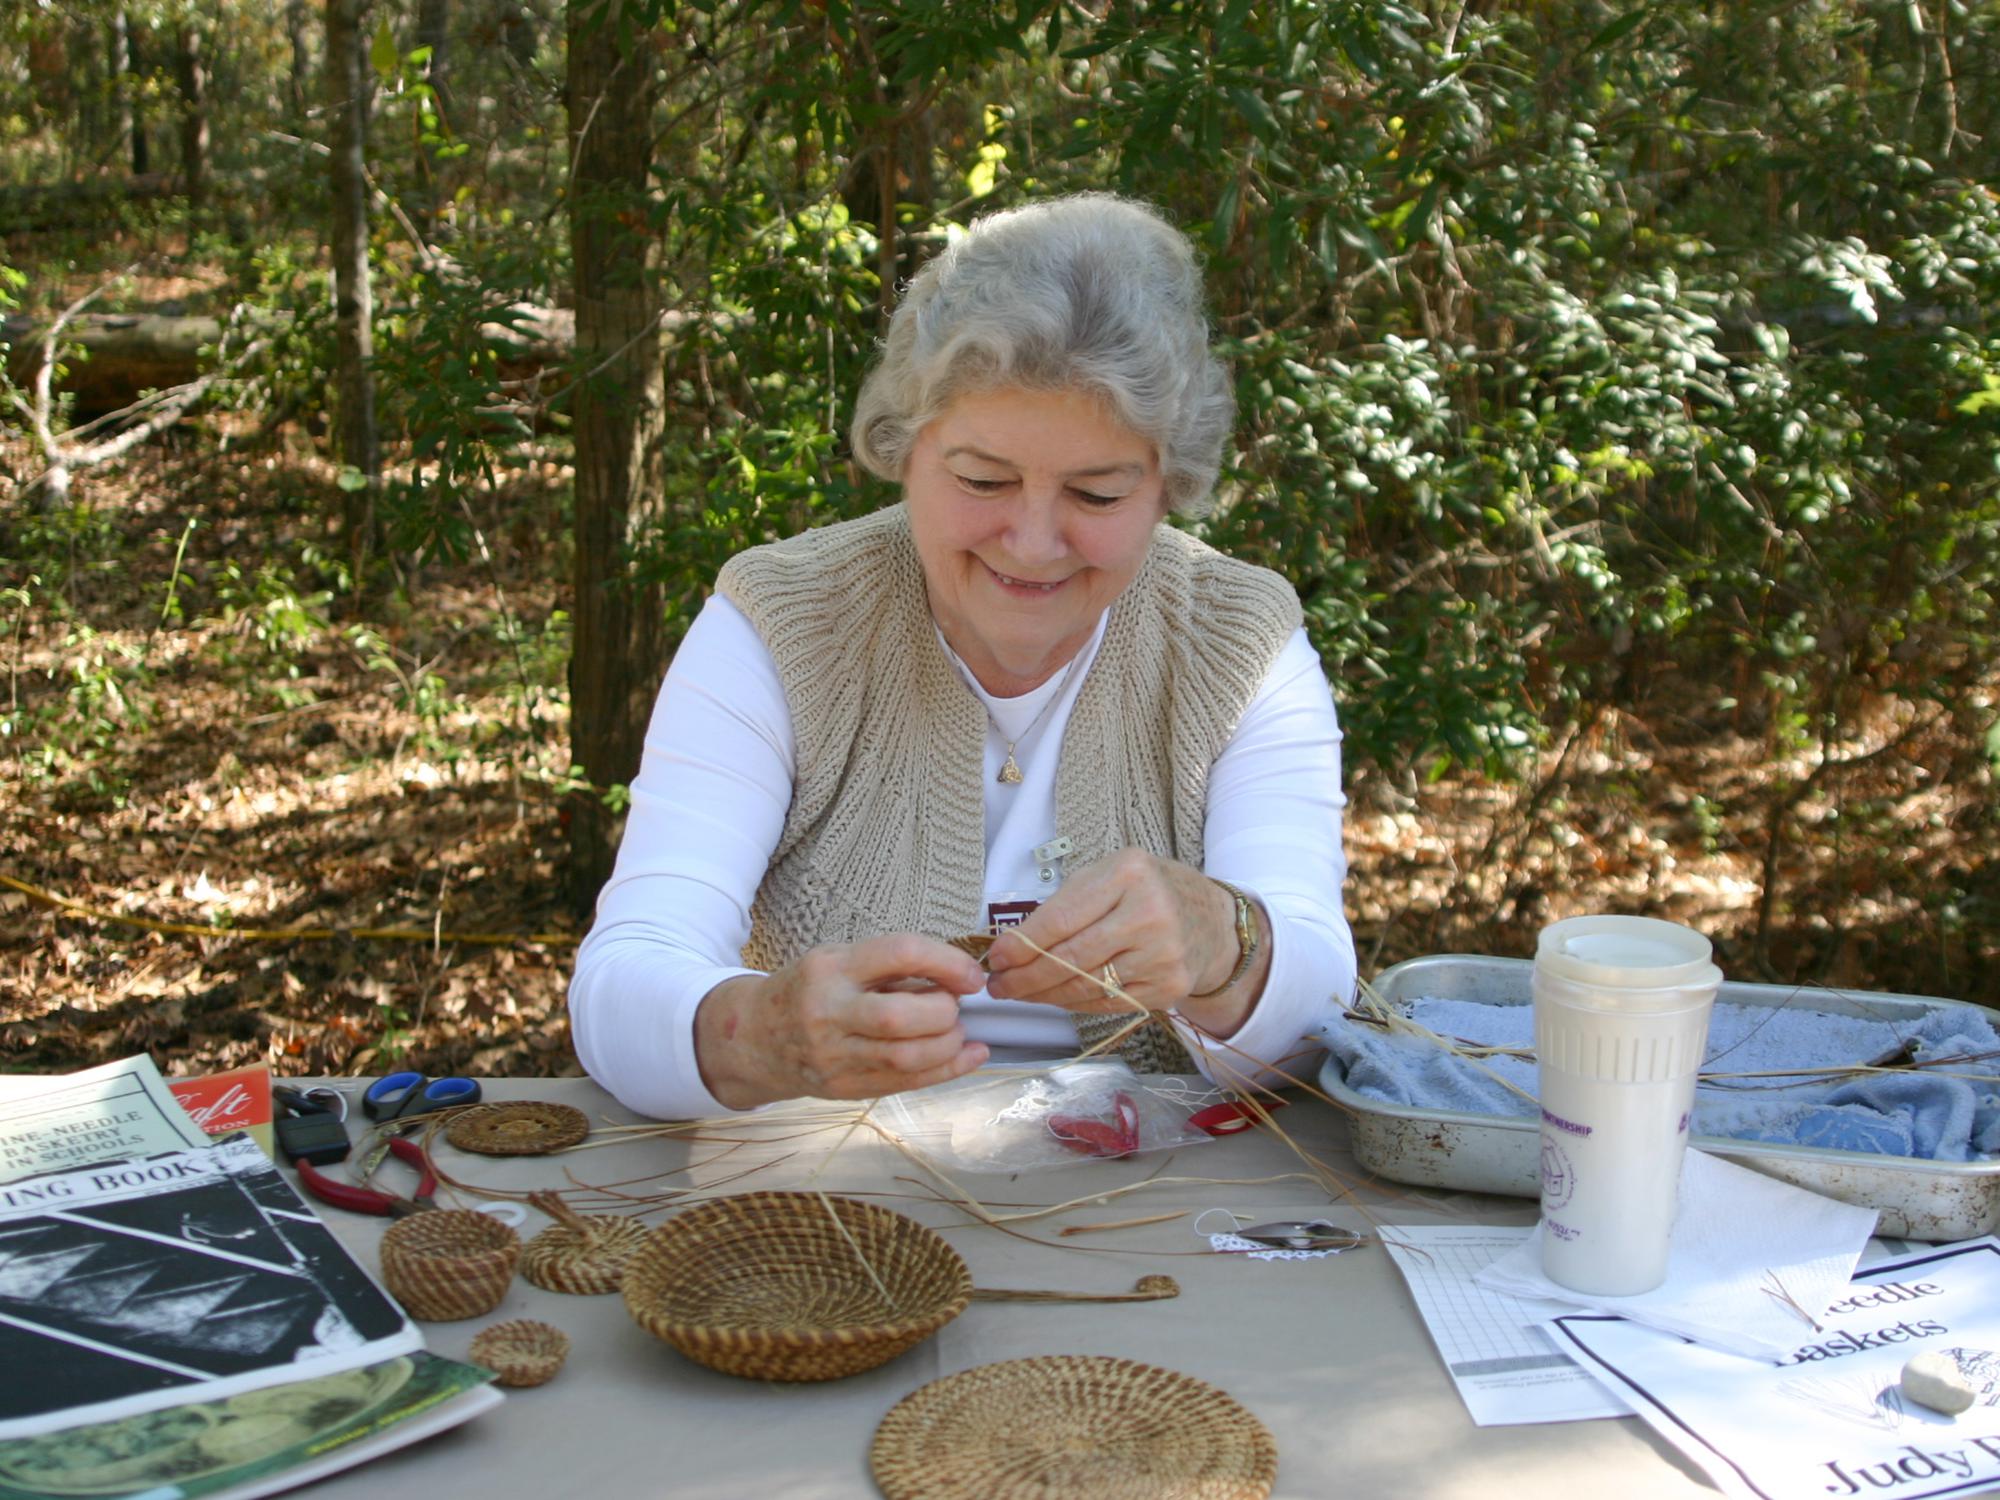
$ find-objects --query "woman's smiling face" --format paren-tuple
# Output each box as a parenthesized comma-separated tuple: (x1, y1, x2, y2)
(903, 386, 1167, 697)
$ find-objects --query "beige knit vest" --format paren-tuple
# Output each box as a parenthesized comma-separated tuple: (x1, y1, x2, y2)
(715, 503, 1303, 1071)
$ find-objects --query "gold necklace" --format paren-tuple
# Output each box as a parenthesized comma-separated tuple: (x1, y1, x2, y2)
(993, 651, 1088, 785)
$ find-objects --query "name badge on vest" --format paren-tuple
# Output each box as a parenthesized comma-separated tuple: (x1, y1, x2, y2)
(986, 898, 1039, 931)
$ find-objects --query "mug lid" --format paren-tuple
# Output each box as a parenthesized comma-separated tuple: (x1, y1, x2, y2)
(1535, 914, 1721, 989)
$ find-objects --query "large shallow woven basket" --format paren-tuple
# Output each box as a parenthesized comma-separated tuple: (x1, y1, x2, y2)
(872, 1354, 1278, 1500)
(380, 1209, 520, 1321)
(622, 1191, 972, 1382)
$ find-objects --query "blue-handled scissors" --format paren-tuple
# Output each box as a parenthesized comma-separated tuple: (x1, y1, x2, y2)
(362, 1071, 482, 1122)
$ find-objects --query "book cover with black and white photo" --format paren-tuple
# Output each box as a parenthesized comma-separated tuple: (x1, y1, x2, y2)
(0, 1134, 421, 1438)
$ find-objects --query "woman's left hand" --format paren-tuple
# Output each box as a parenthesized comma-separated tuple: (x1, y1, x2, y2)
(983, 849, 1265, 1037)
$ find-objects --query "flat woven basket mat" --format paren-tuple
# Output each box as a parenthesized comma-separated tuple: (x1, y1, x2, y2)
(871, 1354, 1276, 1500)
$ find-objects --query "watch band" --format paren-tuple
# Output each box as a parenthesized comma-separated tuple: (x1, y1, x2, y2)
(1189, 879, 1257, 999)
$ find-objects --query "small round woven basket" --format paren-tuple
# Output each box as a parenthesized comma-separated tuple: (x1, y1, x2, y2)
(444, 1101, 589, 1156)
(622, 1191, 972, 1382)
(468, 1319, 570, 1388)
(871, 1354, 1278, 1500)
(522, 1214, 650, 1295)
(380, 1209, 520, 1321)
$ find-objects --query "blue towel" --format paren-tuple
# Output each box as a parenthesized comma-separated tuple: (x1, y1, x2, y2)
(1319, 996, 2000, 1162)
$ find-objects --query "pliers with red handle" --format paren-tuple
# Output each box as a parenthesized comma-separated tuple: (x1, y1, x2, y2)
(296, 1135, 439, 1217)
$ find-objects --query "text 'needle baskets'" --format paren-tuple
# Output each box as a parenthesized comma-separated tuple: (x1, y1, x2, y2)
(622, 1190, 973, 1382)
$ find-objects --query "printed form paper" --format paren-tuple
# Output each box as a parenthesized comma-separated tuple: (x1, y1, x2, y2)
(1380, 1223, 1632, 1426)
(1549, 1238, 2000, 1500)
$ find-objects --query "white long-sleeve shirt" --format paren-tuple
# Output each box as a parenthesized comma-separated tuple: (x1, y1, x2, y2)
(569, 594, 1357, 1120)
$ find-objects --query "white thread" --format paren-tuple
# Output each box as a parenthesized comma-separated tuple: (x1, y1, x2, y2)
(1192, 1207, 1249, 1238)
(1138, 1078, 1225, 1108)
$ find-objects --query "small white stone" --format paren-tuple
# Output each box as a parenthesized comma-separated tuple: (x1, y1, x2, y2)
(1901, 1352, 1977, 1416)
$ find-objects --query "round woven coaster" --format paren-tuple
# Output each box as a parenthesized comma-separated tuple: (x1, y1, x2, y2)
(521, 1214, 650, 1295)
(871, 1354, 1277, 1500)
(445, 1101, 589, 1156)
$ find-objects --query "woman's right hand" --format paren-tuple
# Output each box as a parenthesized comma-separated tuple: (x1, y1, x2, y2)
(691, 935, 991, 1109)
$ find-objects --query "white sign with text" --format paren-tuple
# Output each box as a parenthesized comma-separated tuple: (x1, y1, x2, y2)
(1549, 1240, 2000, 1500)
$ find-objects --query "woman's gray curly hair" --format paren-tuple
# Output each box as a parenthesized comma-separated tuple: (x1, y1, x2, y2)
(849, 193, 1233, 519)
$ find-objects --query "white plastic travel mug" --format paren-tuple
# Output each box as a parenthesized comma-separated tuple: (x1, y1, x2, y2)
(1533, 915, 1723, 1295)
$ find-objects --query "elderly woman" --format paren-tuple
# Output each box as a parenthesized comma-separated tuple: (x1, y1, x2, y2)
(569, 194, 1355, 1119)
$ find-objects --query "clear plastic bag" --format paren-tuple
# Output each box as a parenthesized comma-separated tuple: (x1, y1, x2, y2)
(881, 1059, 1213, 1175)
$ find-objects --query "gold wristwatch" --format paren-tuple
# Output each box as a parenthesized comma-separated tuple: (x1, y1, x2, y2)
(1189, 879, 1257, 999)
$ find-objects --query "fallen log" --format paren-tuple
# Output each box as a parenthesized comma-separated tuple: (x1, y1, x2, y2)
(3, 304, 578, 415)
(3, 311, 226, 412)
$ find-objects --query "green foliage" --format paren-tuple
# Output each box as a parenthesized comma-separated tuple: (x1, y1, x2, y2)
(6, 0, 1995, 800)
(638, 196, 885, 634)
(207, 554, 337, 705)
(1, 575, 153, 806)
(608, 0, 2000, 784)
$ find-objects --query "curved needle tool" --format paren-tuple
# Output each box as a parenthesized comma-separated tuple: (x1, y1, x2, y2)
(1235, 1220, 1367, 1253)
(971, 1275, 1180, 1304)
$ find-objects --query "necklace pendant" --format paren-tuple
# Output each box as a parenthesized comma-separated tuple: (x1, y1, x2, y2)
(997, 750, 1024, 785)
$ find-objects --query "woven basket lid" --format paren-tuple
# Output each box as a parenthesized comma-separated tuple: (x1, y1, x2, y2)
(446, 1101, 589, 1156)
(521, 1214, 650, 1295)
(872, 1354, 1277, 1500)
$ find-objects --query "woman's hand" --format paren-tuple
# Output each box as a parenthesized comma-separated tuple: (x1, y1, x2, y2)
(693, 935, 990, 1109)
(983, 849, 1270, 1037)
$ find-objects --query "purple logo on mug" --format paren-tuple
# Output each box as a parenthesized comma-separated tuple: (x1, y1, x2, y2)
(1540, 1138, 1576, 1210)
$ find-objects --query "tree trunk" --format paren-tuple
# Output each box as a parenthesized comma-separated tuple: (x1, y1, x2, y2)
(175, 23, 208, 209)
(327, 0, 380, 575)
(285, 0, 312, 128)
(110, 11, 146, 178)
(496, 0, 537, 68)
(564, 0, 666, 912)
(417, 0, 452, 230)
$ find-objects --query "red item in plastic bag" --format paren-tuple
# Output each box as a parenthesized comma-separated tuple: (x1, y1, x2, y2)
(1188, 1095, 1289, 1136)
(1047, 1090, 1141, 1158)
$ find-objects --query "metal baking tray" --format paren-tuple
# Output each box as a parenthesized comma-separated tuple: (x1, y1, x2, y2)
(1319, 954, 2000, 1241)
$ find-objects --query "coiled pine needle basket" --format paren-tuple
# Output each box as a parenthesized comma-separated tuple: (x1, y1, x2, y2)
(520, 1191, 648, 1295)
(445, 1100, 590, 1156)
(380, 1209, 520, 1321)
(622, 1191, 972, 1382)
(872, 1354, 1278, 1500)
(468, 1319, 571, 1388)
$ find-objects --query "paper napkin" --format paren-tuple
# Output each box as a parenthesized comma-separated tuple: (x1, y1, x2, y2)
(1474, 1148, 1879, 1360)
